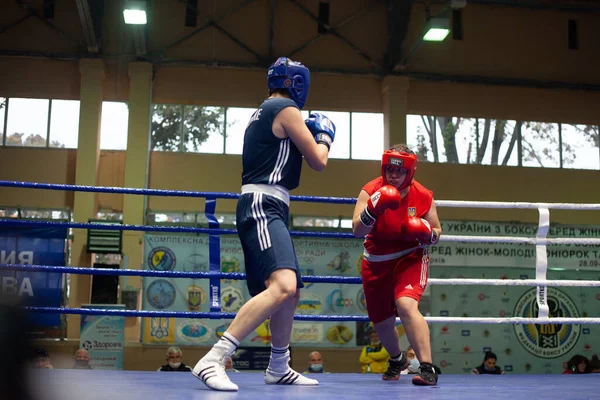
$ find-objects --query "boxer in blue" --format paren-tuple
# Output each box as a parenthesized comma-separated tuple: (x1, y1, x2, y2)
(193, 57, 336, 392)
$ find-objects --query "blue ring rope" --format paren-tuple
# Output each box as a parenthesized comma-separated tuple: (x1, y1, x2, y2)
(25, 306, 370, 321)
(0, 219, 356, 239)
(0, 264, 363, 284)
(0, 180, 357, 204)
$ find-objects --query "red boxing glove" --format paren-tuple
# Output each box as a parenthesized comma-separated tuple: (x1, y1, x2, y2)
(359, 185, 401, 227)
(402, 217, 439, 245)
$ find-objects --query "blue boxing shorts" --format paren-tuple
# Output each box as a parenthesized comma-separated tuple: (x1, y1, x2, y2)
(236, 192, 304, 296)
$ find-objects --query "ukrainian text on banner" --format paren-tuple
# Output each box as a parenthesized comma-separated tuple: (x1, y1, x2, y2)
(141, 234, 364, 348)
(0, 226, 66, 326)
(430, 266, 600, 375)
(431, 220, 600, 269)
(80, 304, 125, 370)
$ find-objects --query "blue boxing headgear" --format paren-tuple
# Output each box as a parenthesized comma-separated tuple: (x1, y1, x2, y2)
(267, 57, 310, 109)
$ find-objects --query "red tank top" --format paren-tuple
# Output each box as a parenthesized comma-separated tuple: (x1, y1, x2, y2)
(362, 177, 433, 255)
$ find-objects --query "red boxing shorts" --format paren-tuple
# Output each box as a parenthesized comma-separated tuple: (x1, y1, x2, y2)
(361, 248, 430, 324)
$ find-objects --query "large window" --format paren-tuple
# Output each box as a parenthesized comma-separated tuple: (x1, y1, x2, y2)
(407, 114, 599, 169)
(561, 124, 600, 170)
(6, 98, 49, 147)
(225, 107, 255, 155)
(521, 121, 559, 168)
(351, 112, 384, 160)
(2, 96, 597, 171)
(49, 100, 80, 148)
(0, 98, 81, 149)
(150, 104, 384, 160)
(100, 102, 129, 150)
(151, 104, 225, 153)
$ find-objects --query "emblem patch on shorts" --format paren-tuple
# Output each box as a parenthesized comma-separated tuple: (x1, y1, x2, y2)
(408, 207, 416, 217)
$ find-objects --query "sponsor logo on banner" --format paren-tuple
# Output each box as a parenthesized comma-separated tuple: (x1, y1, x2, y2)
(177, 319, 212, 343)
(187, 285, 206, 312)
(327, 289, 354, 313)
(292, 323, 323, 342)
(327, 252, 352, 274)
(408, 207, 416, 217)
(146, 279, 177, 309)
(221, 286, 244, 312)
(296, 292, 322, 314)
(183, 253, 208, 272)
(514, 287, 581, 359)
(325, 325, 354, 345)
(144, 317, 175, 344)
(356, 288, 367, 314)
(148, 247, 176, 271)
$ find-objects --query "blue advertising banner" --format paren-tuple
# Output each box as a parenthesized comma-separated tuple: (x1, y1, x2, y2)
(0, 226, 66, 326)
(80, 304, 125, 370)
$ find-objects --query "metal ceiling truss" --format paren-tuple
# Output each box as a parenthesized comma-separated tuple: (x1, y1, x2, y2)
(286, 0, 384, 72)
(1, 0, 600, 92)
(287, 0, 382, 67)
(160, 0, 262, 63)
(0, 3, 81, 51)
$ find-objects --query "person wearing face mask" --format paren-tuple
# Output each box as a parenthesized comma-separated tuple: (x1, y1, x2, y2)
(73, 349, 93, 369)
(158, 346, 192, 372)
(303, 351, 328, 374)
(472, 351, 504, 375)
(400, 347, 420, 375)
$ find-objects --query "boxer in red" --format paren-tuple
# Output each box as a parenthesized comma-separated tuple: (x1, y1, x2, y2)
(352, 144, 442, 386)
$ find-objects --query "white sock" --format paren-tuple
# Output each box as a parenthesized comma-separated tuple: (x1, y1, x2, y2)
(267, 345, 290, 373)
(211, 332, 239, 358)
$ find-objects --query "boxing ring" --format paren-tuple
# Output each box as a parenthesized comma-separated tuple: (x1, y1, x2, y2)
(1, 180, 600, 400)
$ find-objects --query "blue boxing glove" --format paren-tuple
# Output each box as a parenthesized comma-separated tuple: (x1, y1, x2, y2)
(305, 112, 336, 151)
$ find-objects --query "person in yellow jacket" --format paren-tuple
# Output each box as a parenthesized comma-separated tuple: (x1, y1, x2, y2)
(359, 331, 390, 373)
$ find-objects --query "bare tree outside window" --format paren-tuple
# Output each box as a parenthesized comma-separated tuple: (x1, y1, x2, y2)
(408, 115, 598, 169)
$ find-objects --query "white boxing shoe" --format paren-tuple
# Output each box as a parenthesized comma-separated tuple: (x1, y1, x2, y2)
(192, 353, 239, 392)
(264, 367, 319, 386)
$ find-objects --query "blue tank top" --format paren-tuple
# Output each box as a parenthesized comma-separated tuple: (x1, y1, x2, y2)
(241, 98, 303, 191)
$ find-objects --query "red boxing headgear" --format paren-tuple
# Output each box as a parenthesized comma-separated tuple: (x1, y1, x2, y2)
(381, 150, 417, 191)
